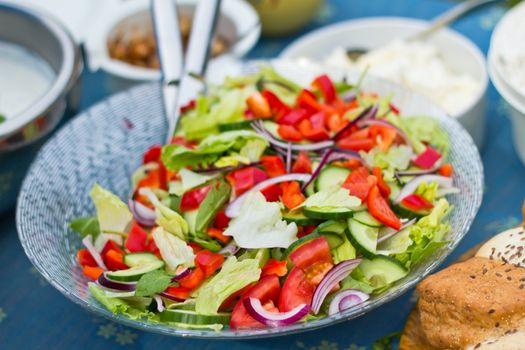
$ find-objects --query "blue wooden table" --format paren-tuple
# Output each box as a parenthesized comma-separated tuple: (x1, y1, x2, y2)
(1, 0, 524, 348)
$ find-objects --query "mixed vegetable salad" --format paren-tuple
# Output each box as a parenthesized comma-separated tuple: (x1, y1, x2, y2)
(70, 67, 457, 331)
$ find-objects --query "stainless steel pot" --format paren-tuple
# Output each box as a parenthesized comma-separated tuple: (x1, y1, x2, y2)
(0, 2, 83, 214)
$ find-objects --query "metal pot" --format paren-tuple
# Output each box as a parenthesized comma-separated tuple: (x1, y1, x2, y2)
(0, 2, 83, 214)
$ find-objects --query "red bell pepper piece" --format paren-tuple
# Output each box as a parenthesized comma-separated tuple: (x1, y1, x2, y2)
(296, 89, 323, 113)
(101, 240, 125, 257)
(77, 249, 97, 267)
(260, 155, 286, 177)
(213, 210, 231, 230)
(312, 74, 337, 104)
(195, 250, 225, 277)
(207, 227, 231, 244)
(372, 167, 391, 198)
(309, 111, 326, 130)
(104, 249, 128, 271)
(342, 167, 377, 201)
(298, 119, 330, 142)
(438, 163, 453, 177)
(227, 166, 268, 196)
(280, 181, 305, 209)
(143, 144, 162, 164)
(260, 183, 283, 202)
(292, 151, 312, 174)
(178, 267, 205, 289)
(83, 266, 104, 281)
(369, 125, 397, 152)
(278, 109, 309, 125)
(277, 124, 303, 142)
(125, 222, 149, 252)
(246, 91, 272, 118)
(180, 99, 196, 114)
(164, 286, 192, 300)
(146, 238, 160, 256)
(261, 259, 288, 277)
(187, 242, 204, 254)
(262, 90, 291, 120)
(337, 136, 375, 152)
(413, 147, 442, 169)
(180, 185, 213, 212)
(367, 186, 401, 230)
(401, 194, 434, 211)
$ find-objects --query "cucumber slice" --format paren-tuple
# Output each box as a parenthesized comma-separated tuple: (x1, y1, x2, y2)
(218, 120, 253, 132)
(282, 210, 320, 226)
(304, 206, 353, 220)
(321, 232, 344, 249)
(393, 203, 431, 219)
(316, 220, 347, 234)
(347, 219, 379, 259)
(358, 255, 408, 288)
(159, 309, 231, 325)
(315, 166, 350, 191)
(106, 260, 165, 282)
(353, 211, 383, 228)
(124, 252, 160, 267)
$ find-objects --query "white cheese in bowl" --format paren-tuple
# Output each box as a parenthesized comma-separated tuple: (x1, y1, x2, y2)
(0, 41, 56, 120)
(325, 40, 481, 116)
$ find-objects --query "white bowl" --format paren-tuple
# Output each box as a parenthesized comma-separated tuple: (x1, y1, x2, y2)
(279, 17, 488, 149)
(84, 0, 260, 92)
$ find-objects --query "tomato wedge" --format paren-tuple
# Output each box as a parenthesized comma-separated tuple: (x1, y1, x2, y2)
(279, 267, 314, 312)
(260, 155, 286, 177)
(125, 222, 148, 252)
(289, 236, 332, 270)
(230, 275, 281, 329)
(292, 151, 312, 174)
(367, 186, 401, 230)
(277, 124, 303, 142)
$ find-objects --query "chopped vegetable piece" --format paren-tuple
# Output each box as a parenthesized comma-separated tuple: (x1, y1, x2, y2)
(438, 163, 454, 177)
(280, 181, 306, 210)
(312, 74, 337, 103)
(143, 144, 162, 164)
(260, 156, 286, 177)
(367, 186, 401, 230)
(261, 259, 288, 277)
(195, 250, 225, 277)
(227, 166, 268, 196)
(279, 267, 314, 312)
(401, 194, 434, 212)
(125, 222, 148, 253)
(372, 167, 391, 197)
(413, 146, 442, 169)
(260, 183, 283, 202)
(207, 227, 231, 244)
(292, 151, 312, 174)
(83, 266, 104, 280)
(77, 249, 97, 267)
(277, 124, 303, 142)
(247, 91, 272, 118)
(180, 185, 213, 212)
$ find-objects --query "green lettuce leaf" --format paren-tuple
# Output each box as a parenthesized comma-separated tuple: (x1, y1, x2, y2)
(69, 216, 100, 239)
(224, 192, 298, 249)
(332, 235, 357, 264)
(140, 188, 188, 239)
(399, 116, 450, 156)
(152, 227, 195, 272)
(361, 145, 412, 181)
(195, 257, 261, 314)
(90, 184, 133, 234)
(298, 186, 361, 210)
(161, 130, 268, 171)
(414, 181, 440, 202)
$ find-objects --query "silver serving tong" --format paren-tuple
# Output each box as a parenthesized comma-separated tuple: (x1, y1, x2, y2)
(151, 0, 222, 144)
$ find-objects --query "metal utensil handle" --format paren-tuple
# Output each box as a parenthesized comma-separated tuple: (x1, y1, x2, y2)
(184, 0, 222, 78)
(151, 0, 184, 84)
(411, 0, 501, 41)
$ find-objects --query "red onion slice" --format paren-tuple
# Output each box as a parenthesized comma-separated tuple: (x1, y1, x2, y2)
(395, 167, 439, 177)
(159, 292, 186, 302)
(219, 243, 240, 256)
(394, 175, 453, 204)
(311, 259, 361, 314)
(128, 199, 156, 226)
(252, 120, 334, 151)
(301, 149, 333, 191)
(82, 236, 107, 270)
(326, 149, 362, 164)
(225, 173, 311, 218)
(170, 267, 191, 282)
(356, 118, 411, 148)
(153, 294, 165, 312)
(243, 297, 309, 327)
(377, 218, 417, 244)
(98, 272, 137, 291)
(328, 289, 369, 316)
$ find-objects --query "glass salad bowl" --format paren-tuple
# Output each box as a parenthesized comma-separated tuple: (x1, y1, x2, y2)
(16, 59, 483, 338)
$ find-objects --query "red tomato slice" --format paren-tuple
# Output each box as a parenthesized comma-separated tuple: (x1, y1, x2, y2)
(367, 186, 401, 230)
(277, 124, 303, 142)
(195, 250, 225, 277)
(230, 275, 281, 329)
(261, 259, 288, 277)
(292, 151, 312, 174)
(179, 185, 212, 212)
(177, 267, 205, 289)
(125, 222, 148, 252)
(260, 155, 286, 177)
(278, 267, 314, 312)
(337, 137, 375, 152)
(289, 236, 332, 271)
(278, 109, 309, 125)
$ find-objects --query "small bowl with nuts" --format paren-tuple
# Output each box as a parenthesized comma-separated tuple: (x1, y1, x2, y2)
(84, 0, 260, 91)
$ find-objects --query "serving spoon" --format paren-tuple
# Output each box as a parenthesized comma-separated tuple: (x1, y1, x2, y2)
(346, 0, 502, 61)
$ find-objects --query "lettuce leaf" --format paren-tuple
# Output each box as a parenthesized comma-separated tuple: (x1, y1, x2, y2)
(332, 235, 357, 264)
(90, 184, 133, 235)
(152, 227, 195, 272)
(298, 186, 361, 210)
(361, 145, 412, 181)
(414, 181, 440, 202)
(161, 130, 268, 171)
(224, 192, 298, 249)
(195, 257, 261, 315)
(398, 116, 450, 156)
(139, 188, 188, 239)
(178, 168, 216, 194)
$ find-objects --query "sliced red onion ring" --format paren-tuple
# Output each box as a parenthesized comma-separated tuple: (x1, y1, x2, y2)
(98, 272, 137, 291)
(394, 175, 453, 204)
(395, 167, 439, 177)
(326, 149, 362, 164)
(356, 118, 411, 147)
(311, 259, 361, 314)
(170, 267, 191, 282)
(252, 120, 334, 151)
(377, 218, 417, 244)
(243, 297, 309, 327)
(219, 243, 240, 256)
(332, 104, 376, 141)
(225, 173, 311, 218)
(82, 236, 107, 270)
(286, 142, 292, 174)
(328, 289, 369, 316)
(159, 292, 185, 302)
(128, 199, 156, 226)
(301, 149, 333, 191)
(153, 294, 165, 312)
